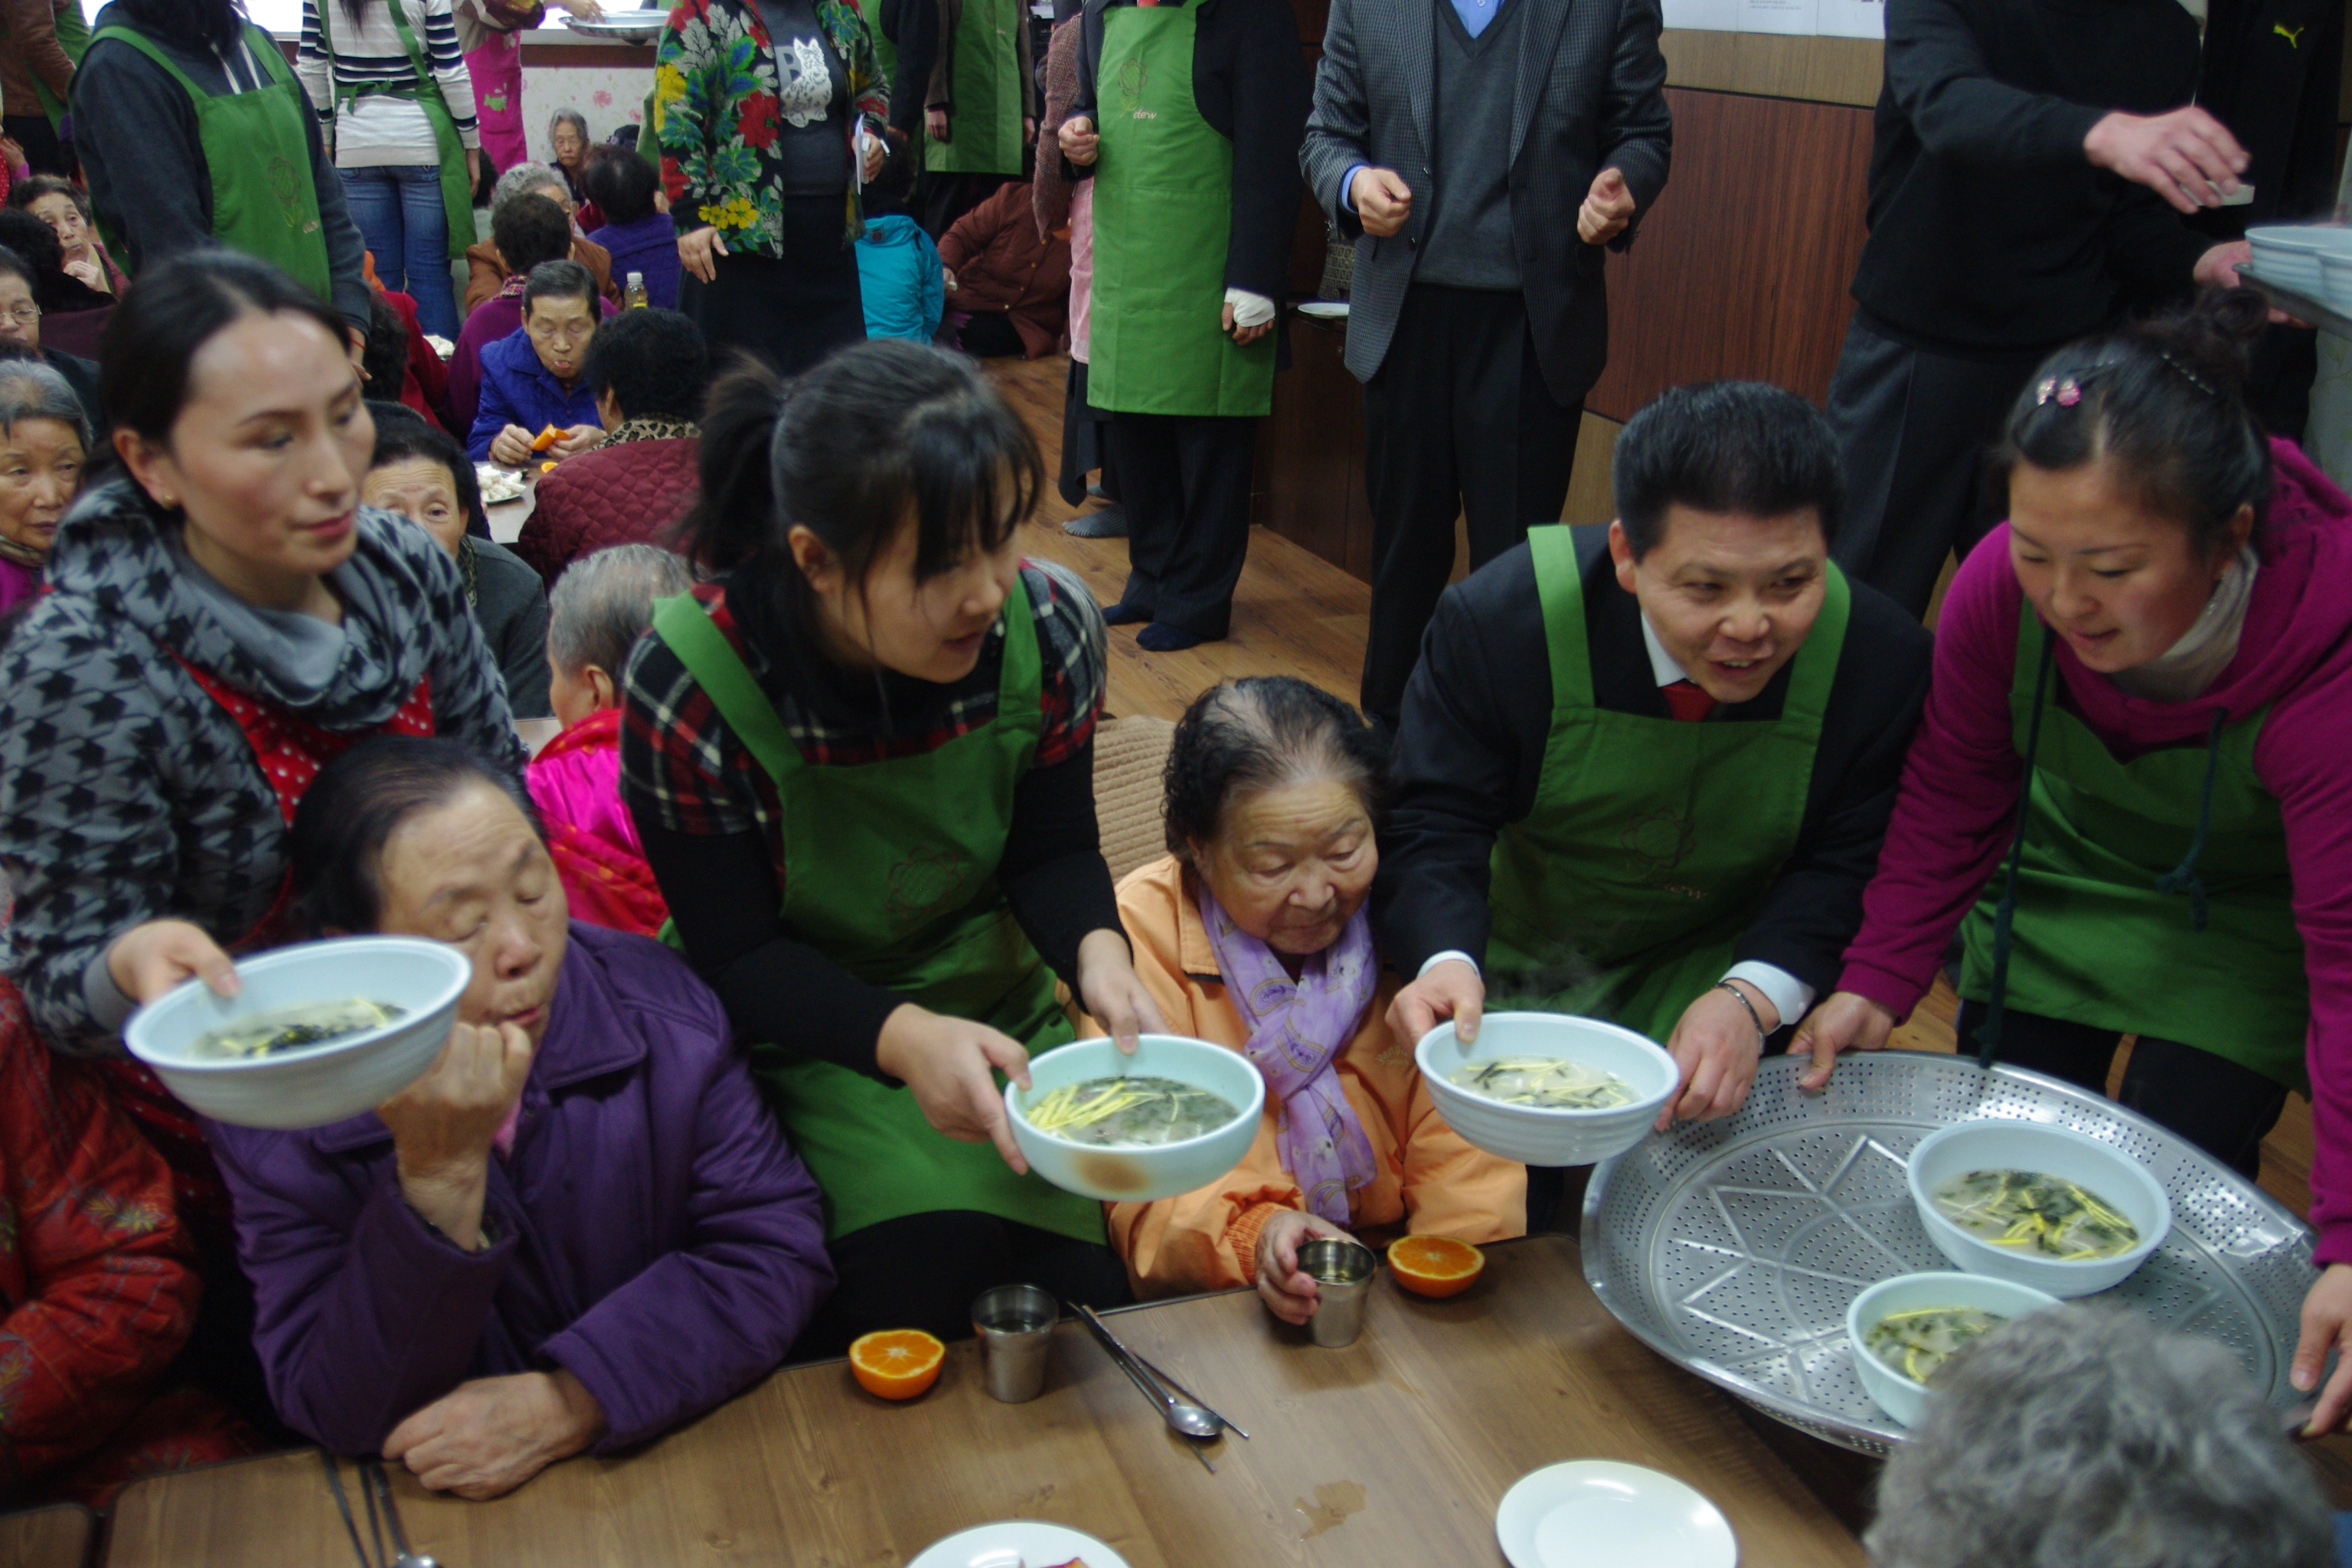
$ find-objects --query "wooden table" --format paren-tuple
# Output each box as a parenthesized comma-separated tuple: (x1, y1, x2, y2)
(106, 1234, 1864, 1567)
(0, 1504, 92, 1568)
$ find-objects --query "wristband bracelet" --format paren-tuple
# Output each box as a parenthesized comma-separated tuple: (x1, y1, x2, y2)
(1715, 978, 1769, 1050)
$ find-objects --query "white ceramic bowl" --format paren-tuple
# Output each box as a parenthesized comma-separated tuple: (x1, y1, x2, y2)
(1905, 1119, 2170, 1297)
(1416, 1011, 1677, 1167)
(124, 937, 471, 1130)
(1845, 1271, 2060, 1428)
(2246, 224, 2352, 296)
(1006, 1034, 1266, 1203)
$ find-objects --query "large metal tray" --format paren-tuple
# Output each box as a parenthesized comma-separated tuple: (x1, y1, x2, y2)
(1579, 1050, 2314, 1455)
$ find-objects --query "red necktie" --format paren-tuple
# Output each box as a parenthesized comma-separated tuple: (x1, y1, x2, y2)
(1661, 679, 1714, 723)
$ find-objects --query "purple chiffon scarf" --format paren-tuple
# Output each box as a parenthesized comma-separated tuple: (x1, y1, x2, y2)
(1196, 882, 1380, 1223)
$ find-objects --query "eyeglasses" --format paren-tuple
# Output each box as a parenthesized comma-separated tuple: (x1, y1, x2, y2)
(0, 306, 41, 328)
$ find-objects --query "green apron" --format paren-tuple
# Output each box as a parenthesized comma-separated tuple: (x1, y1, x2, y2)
(926, 0, 1023, 175)
(5, 1, 90, 129)
(1084, 1, 1274, 418)
(84, 24, 335, 300)
(315, 0, 475, 266)
(649, 586, 1105, 1245)
(1484, 526, 1852, 1044)
(1956, 609, 2309, 1091)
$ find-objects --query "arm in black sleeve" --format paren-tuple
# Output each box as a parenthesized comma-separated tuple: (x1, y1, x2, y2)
(2100, 185, 2218, 304)
(71, 45, 214, 273)
(632, 816, 901, 1080)
(888, 0, 939, 140)
(998, 743, 1123, 983)
(1883, 0, 2110, 172)
(1732, 609, 1935, 998)
(1219, 0, 1310, 297)
(299, 68, 375, 332)
(1594, 0, 1671, 226)
(1371, 566, 1550, 977)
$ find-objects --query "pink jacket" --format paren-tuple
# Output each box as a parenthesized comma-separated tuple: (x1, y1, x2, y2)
(528, 709, 643, 859)
(1840, 439, 2352, 1262)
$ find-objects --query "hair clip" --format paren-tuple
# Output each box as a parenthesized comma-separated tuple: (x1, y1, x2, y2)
(2036, 377, 2082, 408)
(2157, 349, 2218, 398)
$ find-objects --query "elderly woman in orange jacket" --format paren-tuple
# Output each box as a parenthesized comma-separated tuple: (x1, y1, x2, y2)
(1105, 677, 1524, 1323)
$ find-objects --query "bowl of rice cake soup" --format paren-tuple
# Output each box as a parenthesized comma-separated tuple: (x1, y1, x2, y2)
(1846, 1270, 2062, 1427)
(1415, 1011, 1677, 1167)
(1905, 1119, 2171, 1297)
(1007, 1034, 1267, 1203)
(125, 936, 472, 1130)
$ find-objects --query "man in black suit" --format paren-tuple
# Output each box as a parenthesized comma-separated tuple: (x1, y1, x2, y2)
(1299, 0, 1669, 731)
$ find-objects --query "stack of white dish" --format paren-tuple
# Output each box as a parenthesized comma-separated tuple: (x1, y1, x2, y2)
(2246, 224, 2352, 310)
(1416, 1011, 1677, 1167)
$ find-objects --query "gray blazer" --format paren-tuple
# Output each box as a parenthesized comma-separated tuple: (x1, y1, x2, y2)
(1300, 0, 1671, 398)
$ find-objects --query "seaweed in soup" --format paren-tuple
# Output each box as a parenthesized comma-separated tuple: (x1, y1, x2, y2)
(188, 998, 407, 1060)
(1446, 1056, 1635, 1110)
(1929, 1168, 2141, 1260)
(1023, 1076, 1242, 1147)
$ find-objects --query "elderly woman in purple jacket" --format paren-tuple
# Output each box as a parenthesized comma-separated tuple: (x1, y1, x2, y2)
(205, 737, 833, 1499)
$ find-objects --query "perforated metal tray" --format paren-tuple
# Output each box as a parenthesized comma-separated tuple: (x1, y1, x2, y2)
(1579, 1050, 2314, 1455)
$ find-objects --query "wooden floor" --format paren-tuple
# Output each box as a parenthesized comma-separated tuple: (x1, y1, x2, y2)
(989, 352, 2326, 1239)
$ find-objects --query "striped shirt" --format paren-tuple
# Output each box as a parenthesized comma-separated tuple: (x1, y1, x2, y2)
(297, 0, 480, 168)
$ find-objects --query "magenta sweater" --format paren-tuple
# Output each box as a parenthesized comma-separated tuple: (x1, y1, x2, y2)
(1840, 439, 2352, 1263)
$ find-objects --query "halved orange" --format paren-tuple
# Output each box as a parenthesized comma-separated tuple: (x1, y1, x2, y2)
(848, 1328, 945, 1400)
(1387, 1234, 1485, 1298)
(531, 423, 563, 452)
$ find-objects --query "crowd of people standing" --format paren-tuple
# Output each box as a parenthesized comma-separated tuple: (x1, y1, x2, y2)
(0, 1, 2347, 1564)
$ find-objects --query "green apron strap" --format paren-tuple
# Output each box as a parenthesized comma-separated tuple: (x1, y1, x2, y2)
(1974, 616, 2057, 1067)
(650, 593, 808, 785)
(1525, 525, 1594, 711)
(1782, 563, 1851, 729)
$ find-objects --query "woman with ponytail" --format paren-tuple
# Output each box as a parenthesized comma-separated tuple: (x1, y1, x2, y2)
(1790, 289, 2352, 1431)
(620, 338, 1163, 1350)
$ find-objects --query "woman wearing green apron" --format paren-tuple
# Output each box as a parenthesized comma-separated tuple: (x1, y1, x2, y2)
(299, 0, 482, 339)
(920, 0, 1032, 232)
(74, 1, 372, 335)
(1789, 294, 2352, 1431)
(1056, 0, 1308, 650)
(620, 340, 1167, 1351)
(1375, 384, 1932, 1184)
(0, 0, 87, 175)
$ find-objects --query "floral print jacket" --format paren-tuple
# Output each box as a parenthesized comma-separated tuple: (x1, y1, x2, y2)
(655, 0, 889, 252)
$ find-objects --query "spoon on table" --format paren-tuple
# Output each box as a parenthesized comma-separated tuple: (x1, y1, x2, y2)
(364, 1459, 438, 1568)
(1075, 1305, 1226, 1466)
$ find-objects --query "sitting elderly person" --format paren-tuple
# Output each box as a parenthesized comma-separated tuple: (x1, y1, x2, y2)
(469, 260, 605, 469)
(205, 737, 834, 1498)
(514, 308, 704, 587)
(0, 355, 87, 613)
(1868, 1304, 2334, 1568)
(463, 159, 621, 314)
(449, 194, 592, 437)
(1106, 677, 1524, 1323)
(528, 544, 693, 936)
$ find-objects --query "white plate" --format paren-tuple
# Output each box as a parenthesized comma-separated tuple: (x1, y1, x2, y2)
(906, 1521, 1131, 1568)
(1496, 1462, 1736, 1568)
(1297, 299, 1351, 318)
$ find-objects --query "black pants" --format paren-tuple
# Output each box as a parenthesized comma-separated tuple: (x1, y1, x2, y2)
(958, 309, 1025, 358)
(1104, 410, 1258, 639)
(1058, 358, 1118, 507)
(1824, 314, 2046, 621)
(2, 114, 70, 178)
(1953, 1001, 2288, 1180)
(792, 1209, 1131, 1359)
(678, 198, 866, 378)
(1361, 284, 1578, 729)
(922, 171, 1018, 241)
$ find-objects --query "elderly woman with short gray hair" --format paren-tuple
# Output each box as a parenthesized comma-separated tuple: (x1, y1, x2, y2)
(526, 543, 694, 934)
(464, 157, 621, 312)
(1867, 1304, 2334, 1568)
(0, 357, 89, 614)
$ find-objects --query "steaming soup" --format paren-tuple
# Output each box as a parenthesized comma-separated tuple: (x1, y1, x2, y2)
(1864, 1305, 2006, 1385)
(1446, 1056, 1635, 1110)
(1022, 1076, 1242, 1148)
(1929, 1168, 2141, 1260)
(188, 998, 408, 1060)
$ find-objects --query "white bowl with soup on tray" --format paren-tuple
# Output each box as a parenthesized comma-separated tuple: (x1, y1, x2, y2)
(1416, 1011, 1677, 1167)
(124, 936, 472, 1130)
(1006, 1034, 1266, 1203)
(1905, 1119, 2171, 1298)
(1845, 1270, 2061, 1428)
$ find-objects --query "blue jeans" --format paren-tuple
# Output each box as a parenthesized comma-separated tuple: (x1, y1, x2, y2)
(338, 163, 459, 339)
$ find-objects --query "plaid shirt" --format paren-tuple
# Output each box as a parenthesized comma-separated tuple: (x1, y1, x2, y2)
(620, 560, 1106, 858)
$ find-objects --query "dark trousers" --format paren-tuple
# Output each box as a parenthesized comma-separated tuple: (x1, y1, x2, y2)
(2, 114, 70, 178)
(1953, 1001, 2289, 1180)
(958, 309, 1025, 358)
(922, 171, 1018, 240)
(1361, 284, 1578, 729)
(1060, 357, 1119, 507)
(678, 207, 867, 379)
(1824, 315, 2046, 621)
(792, 1209, 1131, 1359)
(1105, 410, 1258, 639)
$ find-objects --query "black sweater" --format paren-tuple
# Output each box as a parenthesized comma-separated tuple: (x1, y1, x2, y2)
(1850, 0, 2215, 356)
(1373, 532, 1934, 1003)
(1067, 0, 1310, 299)
(2187, 0, 2345, 237)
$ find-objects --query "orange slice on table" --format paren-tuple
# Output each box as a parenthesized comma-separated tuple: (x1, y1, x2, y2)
(539, 459, 559, 474)
(1387, 1235, 1485, 1298)
(848, 1328, 946, 1400)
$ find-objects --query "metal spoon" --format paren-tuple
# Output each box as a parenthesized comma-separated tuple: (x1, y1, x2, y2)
(1076, 1305, 1226, 1462)
(364, 1459, 438, 1568)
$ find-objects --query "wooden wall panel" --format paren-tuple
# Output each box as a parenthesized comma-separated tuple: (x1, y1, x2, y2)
(1658, 30, 1883, 106)
(1584, 87, 1873, 420)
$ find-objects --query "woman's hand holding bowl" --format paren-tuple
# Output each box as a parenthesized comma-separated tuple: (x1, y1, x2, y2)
(106, 918, 241, 1006)
(1074, 926, 1168, 1056)
(377, 1019, 535, 1251)
(1254, 1208, 1354, 1325)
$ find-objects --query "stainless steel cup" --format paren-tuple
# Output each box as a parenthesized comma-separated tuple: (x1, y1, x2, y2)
(1298, 1237, 1377, 1348)
(972, 1283, 1059, 1402)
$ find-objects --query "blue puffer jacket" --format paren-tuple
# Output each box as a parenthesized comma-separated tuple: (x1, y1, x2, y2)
(854, 214, 945, 343)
